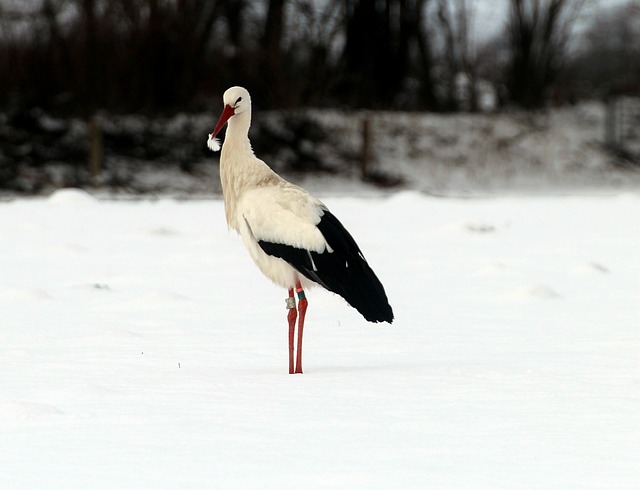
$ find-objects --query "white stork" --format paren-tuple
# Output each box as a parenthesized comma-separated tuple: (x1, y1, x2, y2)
(207, 86, 393, 374)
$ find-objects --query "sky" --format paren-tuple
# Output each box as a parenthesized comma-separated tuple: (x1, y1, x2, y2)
(472, 0, 633, 42)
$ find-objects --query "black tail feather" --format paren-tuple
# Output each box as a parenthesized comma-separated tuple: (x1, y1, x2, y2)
(258, 211, 394, 323)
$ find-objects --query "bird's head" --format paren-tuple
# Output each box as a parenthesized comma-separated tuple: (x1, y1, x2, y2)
(207, 86, 251, 152)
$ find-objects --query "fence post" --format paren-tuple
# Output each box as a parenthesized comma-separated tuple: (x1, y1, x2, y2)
(606, 96, 621, 151)
(89, 118, 103, 185)
(361, 116, 370, 180)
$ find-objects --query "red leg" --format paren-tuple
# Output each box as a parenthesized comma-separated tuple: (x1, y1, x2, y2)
(286, 288, 297, 374)
(295, 282, 307, 374)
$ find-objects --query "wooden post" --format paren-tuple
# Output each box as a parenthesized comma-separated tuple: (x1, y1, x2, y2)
(361, 116, 370, 181)
(89, 118, 103, 185)
(605, 96, 616, 150)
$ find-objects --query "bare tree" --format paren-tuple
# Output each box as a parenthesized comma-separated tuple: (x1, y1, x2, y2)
(414, 0, 439, 110)
(505, 0, 585, 108)
(262, 0, 286, 105)
(339, 0, 436, 109)
(570, 1, 640, 93)
(282, 0, 345, 106)
(0, 0, 459, 112)
(435, 0, 478, 110)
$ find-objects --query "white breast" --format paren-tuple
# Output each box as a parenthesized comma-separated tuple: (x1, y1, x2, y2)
(234, 184, 330, 289)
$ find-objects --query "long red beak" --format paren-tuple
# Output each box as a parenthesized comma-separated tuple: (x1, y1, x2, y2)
(209, 104, 235, 142)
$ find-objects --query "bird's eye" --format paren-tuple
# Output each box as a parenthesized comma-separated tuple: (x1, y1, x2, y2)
(235, 97, 242, 106)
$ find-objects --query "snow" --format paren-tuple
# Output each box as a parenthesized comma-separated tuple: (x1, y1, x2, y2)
(309, 102, 640, 196)
(1, 188, 639, 489)
(4, 101, 640, 198)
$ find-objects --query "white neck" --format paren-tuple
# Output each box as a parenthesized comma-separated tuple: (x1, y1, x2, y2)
(219, 109, 278, 231)
(225, 110, 251, 150)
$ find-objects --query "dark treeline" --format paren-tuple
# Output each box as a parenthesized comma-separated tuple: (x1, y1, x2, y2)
(0, 0, 638, 115)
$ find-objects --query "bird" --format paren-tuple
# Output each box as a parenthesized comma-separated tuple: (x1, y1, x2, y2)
(207, 86, 393, 374)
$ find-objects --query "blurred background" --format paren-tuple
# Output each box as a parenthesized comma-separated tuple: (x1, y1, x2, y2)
(0, 0, 639, 195)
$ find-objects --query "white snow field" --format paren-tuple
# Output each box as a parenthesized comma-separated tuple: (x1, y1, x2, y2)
(1, 188, 639, 489)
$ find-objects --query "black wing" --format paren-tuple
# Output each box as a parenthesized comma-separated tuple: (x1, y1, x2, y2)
(257, 210, 394, 323)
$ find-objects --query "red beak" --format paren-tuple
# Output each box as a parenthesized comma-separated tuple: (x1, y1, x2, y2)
(209, 104, 235, 142)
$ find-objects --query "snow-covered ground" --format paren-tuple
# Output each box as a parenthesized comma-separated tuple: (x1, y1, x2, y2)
(1, 188, 638, 489)
(99, 101, 640, 197)
(3, 101, 640, 197)
(310, 101, 640, 195)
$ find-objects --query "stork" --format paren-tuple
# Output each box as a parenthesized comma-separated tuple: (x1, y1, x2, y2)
(207, 86, 393, 374)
